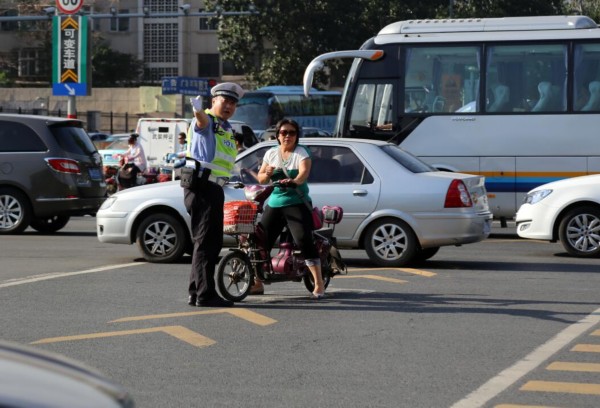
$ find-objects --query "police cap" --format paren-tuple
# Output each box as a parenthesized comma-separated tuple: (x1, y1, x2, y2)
(210, 82, 245, 102)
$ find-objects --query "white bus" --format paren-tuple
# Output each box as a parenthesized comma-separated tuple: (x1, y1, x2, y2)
(303, 15, 600, 220)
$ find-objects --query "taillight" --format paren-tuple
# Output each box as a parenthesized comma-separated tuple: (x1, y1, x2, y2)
(444, 179, 473, 208)
(45, 158, 81, 174)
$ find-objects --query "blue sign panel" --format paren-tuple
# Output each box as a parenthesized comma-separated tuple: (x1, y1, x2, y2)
(162, 77, 212, 96)
(52, 82, 89, 96)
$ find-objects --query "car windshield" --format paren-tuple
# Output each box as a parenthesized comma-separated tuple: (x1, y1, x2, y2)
(51, 122, 97, 155)
(105, 139, 129, 150)
(380, 144, 436, 173)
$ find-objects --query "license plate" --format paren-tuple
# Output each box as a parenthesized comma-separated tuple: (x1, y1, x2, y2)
(89, 168, 102, 180)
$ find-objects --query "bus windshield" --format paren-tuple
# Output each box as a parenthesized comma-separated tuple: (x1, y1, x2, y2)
(232, 86, 341, 135)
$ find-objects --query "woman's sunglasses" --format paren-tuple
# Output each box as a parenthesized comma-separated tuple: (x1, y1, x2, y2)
(279, 130, 298, 137)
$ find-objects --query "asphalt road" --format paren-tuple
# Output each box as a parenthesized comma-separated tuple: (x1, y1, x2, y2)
(1, 217, 599, 408)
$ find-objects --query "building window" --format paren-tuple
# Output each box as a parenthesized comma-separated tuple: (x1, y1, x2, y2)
(110, 9, 130, 32)
(144, 22, 178, 63)
(0, 9, 18, 31)
(198, 9, 218, 31)
(198, 54, 219, 77)
(145, 67, 179, 83)
(223, 59, 244, 76)
(18, 48, 44, 78)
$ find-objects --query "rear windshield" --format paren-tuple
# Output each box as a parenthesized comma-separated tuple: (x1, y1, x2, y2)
(380, 144, 436, 173)
(51, 122, 97, 155)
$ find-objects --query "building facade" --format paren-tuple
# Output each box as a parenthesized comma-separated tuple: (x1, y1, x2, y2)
(0, 0, 242, 85)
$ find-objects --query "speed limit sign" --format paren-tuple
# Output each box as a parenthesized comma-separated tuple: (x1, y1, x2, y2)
(55, 0, 84, 14)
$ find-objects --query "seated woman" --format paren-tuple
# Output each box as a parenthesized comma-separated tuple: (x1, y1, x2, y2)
(119, 133, 147, 188)
(256, 118, 325, 299)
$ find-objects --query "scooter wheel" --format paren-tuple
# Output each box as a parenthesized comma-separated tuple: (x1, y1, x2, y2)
(303, 268, 331, 294)
(215, 250, 253, 302)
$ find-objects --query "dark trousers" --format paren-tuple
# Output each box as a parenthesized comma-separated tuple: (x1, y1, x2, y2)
(184, 180, 225, 301)
(260, 203, 319, 260)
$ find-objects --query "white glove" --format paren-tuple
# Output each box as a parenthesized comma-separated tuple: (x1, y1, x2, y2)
(190, 96, 203, 113)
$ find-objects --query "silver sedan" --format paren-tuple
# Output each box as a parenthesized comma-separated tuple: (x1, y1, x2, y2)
(97, 138, 492, 267)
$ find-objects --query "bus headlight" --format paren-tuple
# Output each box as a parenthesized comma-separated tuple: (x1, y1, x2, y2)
(524, 189, 552, 205)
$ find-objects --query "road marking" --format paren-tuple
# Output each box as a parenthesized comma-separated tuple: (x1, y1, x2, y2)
(572, 344, 600, 353)
(450, 305, 600, 408)
(0, 262, 145, 288)
(335, 275, 407, 284)
(495, 405, 562, 408)
(348, 267, 436, 277)
(592, 329, 600, 336)
(547, 361, 600, 372)
(109, 308, 277, 326)
(521, 380, 600, 395)
(31, 325, 215, 348)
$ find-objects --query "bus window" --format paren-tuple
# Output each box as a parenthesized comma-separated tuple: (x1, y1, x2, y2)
(349, 82, 394, 132)
(486, 44, 567, 113)
(404, 46, 481, 113)
(574, 43, 600, 111)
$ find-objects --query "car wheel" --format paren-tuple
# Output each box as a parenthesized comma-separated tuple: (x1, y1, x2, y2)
(0, 188, 32, 235)
(30, 215, 70, 233)
(135, 213, 187, 263)
(414, 247, 440, 262)
(364, 217, 418, 267)
(558, 206, 600, 257)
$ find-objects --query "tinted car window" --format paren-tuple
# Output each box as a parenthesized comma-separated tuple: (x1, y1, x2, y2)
(381, 144, 435, 173)
(308, 145, 373, 184)
(51, 123, 97, 155)
(0, 121, 46, 152)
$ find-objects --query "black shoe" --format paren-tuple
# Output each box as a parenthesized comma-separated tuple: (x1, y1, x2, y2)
(196, 297, 234, 307)
(188, 295, 197, 306)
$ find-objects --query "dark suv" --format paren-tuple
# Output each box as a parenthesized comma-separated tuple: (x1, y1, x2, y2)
(0, 114, 106, 234)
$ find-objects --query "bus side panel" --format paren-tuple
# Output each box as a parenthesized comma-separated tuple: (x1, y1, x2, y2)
(589, 157, 600, 173)
(481, 157, 516, 218)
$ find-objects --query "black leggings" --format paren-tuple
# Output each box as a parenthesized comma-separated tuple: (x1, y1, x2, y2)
(260, 203, 319, 260)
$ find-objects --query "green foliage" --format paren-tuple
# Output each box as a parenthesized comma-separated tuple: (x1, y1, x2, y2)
(209, 0, 574, 88)
(91, 43, 144, 87)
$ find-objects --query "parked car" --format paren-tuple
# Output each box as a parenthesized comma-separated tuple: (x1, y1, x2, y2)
(89, 131, 111, 148)
(95, 133, 131, 151)
(0, 114, 106, 234)
(516, 174, 600, 257)
(0, 340, 134, 407)
(96, 138, 492, 266)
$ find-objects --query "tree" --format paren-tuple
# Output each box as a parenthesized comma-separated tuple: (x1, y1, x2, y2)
(91, 43, 144, 87)
(452, 0, 566, 18)
(208, 0, 450, 88)
(209, 0, 572, 88)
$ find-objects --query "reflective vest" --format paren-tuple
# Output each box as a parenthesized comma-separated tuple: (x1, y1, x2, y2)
(186, 110, 237, 177)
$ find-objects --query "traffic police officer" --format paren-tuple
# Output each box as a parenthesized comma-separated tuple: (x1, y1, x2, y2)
(185, 82, 244, 307)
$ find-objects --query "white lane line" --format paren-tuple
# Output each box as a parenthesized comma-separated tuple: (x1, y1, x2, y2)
(0, 262, 145, 288)
(450, 306, 600, 408)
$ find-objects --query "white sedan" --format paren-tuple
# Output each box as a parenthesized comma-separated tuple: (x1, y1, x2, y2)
(97, 138, 492, 266)
(516, 174, 600, 257)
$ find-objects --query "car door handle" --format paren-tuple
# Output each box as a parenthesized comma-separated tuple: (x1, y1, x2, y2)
(353, 189, 368, 196)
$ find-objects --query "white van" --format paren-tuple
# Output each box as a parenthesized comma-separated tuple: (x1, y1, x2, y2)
(135, 118, 190, 166)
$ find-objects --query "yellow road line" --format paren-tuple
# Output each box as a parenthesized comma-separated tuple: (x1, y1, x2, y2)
(109, 308, 277, 326)
(495, 404, 563, 408)
(521, 380, 600, 395)
(335, 274, 407, 284)
(31, 325, 215, 348)
(547, 361, 600, 372)
(348, 267, 436, 277)
(591, 329, 600, 336)
(571, 343, 600, 353)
